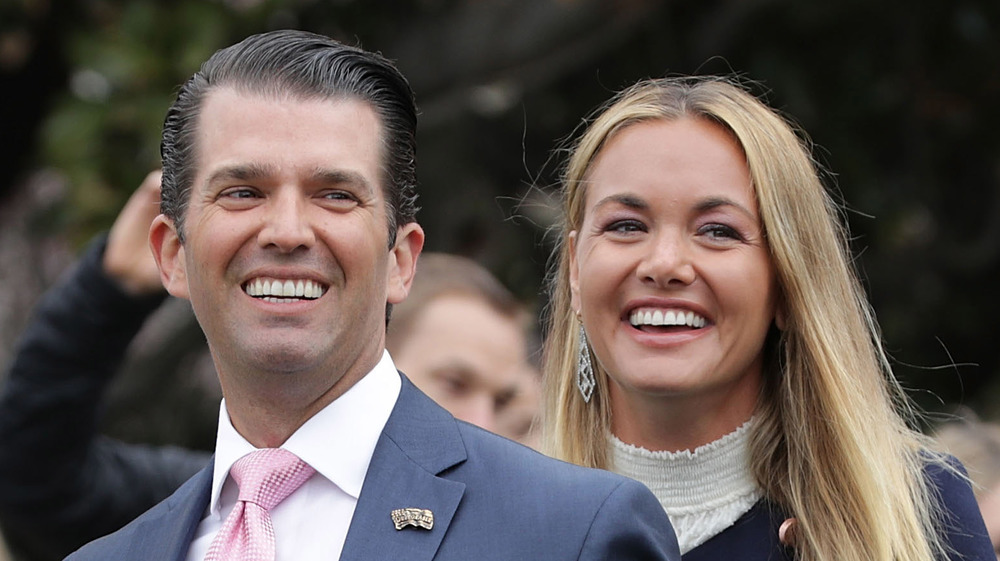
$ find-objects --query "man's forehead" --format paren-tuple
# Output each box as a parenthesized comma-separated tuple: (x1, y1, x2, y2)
(198, 86, 384, 133)
(192, 88, 388, 187)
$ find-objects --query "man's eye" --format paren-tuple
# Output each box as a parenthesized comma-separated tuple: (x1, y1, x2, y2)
(221, 188, 258, 199)
(322, 191, 356, 201)
(495, 392, 516, 411)
(444, 377, 467, 394)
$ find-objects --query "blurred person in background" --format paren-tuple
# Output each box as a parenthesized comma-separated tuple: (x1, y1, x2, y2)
(387, 252, 541, 447)
(0, 171, 210, 561)
(495, 363, 542, 449)
(0, 179, 542, 558)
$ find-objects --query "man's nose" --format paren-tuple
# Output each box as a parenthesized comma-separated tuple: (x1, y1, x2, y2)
(257, 191, 316, 252)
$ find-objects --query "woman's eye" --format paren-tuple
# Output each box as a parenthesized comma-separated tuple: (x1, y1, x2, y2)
(698, 223, 743, 241)
(605, 219, 646, 234)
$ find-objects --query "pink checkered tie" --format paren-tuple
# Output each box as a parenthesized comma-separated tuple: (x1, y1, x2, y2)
(204, 448, 315, 561)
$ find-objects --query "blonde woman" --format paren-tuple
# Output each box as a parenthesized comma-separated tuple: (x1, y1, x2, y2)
(542, 76, 993, 561)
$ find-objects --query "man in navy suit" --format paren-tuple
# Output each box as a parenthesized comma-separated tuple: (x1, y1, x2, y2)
(67, 30, 679, 560)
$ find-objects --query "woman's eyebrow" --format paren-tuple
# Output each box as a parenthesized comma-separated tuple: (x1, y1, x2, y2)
(695, 196, 757, 219)
(592, 193, 648, 211)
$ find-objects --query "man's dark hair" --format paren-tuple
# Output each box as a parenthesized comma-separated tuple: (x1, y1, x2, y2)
(160, 29, 419, 245)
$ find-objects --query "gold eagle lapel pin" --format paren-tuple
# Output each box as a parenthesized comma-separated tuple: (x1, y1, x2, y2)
(391, 507, 434, 531)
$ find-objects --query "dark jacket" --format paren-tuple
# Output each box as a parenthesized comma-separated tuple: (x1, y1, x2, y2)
(0, 237, 210, 560)
(684, 458, 994, 560)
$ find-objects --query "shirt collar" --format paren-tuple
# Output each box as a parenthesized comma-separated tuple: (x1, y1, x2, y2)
(208, 350, 402, 516)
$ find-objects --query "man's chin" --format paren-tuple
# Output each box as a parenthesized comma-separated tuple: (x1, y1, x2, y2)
(237, 343, 323, 375)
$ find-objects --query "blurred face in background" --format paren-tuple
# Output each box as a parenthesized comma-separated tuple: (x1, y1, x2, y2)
(389, 293, 537, 444)
(496, 363, 542, 448)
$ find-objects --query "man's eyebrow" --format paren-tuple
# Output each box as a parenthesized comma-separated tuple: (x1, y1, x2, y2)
(206, 163, 275, 186)
(309, 167, 374, 195)
(205, 164, 375, 195)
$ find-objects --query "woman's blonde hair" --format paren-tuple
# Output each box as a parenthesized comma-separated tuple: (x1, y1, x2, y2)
(541, 76, 948, 561)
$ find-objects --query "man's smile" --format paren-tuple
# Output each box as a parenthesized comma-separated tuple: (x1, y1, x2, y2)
(243, 277, 328, 302)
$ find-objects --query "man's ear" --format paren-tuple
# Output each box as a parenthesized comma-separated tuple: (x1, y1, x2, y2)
(386, 222, 425, 305)
(149, 214, 190, 299)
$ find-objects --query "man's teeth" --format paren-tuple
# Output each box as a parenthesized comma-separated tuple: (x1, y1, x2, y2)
(244, 278, 326, 300)
(629, 309, 707, 328)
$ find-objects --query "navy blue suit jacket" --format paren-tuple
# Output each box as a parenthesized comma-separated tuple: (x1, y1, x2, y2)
(67, 375, 681, 560)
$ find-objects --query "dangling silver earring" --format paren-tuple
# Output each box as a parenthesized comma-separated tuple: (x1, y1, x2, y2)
(576, 323, 596, 403)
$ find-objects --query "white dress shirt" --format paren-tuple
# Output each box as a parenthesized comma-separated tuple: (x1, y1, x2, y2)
(185, 351, 401, 561)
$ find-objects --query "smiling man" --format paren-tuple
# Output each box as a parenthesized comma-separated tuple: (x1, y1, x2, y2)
(66, 30, 679, 561)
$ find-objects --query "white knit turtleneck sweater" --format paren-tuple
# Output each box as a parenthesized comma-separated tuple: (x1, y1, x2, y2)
(610, 421, 762, 554)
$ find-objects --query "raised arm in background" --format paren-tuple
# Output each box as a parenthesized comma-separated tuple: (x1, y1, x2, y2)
(0, 171, 210, 561)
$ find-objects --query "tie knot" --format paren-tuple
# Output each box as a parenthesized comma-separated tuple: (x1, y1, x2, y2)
(230, 448, 315, 510)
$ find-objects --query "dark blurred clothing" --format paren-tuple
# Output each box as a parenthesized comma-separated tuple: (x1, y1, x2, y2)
(0, 236, 209, 561)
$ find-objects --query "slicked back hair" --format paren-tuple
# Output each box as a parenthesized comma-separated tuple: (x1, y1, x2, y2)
(160, 29, 419, 246)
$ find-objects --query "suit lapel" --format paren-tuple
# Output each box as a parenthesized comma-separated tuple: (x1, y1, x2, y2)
(125, 462, 213, 561)
(339, 375, 467, 561)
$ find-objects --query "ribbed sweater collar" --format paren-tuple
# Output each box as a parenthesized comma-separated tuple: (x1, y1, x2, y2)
(610, 420, 762, 554)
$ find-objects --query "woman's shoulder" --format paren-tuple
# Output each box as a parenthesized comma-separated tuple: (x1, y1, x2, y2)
(923, 453, 979, 512)
(923, 453, 995, 560)
(682, 459, 995, 561)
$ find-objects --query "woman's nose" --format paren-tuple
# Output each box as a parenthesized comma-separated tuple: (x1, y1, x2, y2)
(635, 232, 696, 287)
